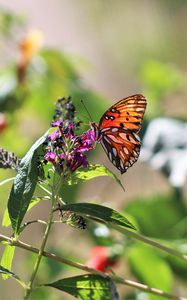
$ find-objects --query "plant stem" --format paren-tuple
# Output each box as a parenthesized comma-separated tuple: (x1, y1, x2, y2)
(111, 225, 187, 261)
(23, 173, 60, 299)
(0, 234, 186, 300)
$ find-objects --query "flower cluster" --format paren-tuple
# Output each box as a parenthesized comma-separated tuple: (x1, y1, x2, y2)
(44, 97, 96, 174)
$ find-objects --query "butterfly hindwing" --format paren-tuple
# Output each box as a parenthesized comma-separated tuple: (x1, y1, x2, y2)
(100, 127, 141, 173)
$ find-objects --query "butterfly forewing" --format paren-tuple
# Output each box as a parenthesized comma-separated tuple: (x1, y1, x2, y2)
(99, 94, 146, 133)
(97, 94, 147, 174)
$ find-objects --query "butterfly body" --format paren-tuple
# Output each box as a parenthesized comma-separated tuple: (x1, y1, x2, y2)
(92, 94, 147, 174)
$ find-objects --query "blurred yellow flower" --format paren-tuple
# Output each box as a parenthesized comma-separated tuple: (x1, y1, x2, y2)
(19, 29, 44, 63)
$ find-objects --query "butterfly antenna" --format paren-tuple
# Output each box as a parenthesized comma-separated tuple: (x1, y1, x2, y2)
(81, 100, 93, 122)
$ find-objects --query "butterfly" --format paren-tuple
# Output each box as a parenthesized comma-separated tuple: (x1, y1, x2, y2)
(91, 94, 147, 174)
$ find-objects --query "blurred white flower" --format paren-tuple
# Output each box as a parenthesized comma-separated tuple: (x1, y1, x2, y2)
(140, 118, 187, 188)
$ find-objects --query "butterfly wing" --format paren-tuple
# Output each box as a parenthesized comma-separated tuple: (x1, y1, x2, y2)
(97, 94, 147, 173)
(99, 94, 146, 132)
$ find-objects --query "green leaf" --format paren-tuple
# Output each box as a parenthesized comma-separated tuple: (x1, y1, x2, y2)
(1, 245, 15, 280)
(0, 177, 15, 186)
(2, 196, 46, 227)
(127, 243, 173, 300)
(60, 203, 136, 231)
(8, 132, 48, 235)
(0, 264, 26, 288)
(2, 208, 10, 227)
(44, 274, 119, 300)
(67, 164, 125, 191)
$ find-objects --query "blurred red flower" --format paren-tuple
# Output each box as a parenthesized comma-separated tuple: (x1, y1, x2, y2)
(87, 246, 117, 273)
(0, 113, 7, 134)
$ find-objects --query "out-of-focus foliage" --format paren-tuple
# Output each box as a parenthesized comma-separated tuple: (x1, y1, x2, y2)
(0, 7, 24, 39)
(140, 60, 185, 118)
(127, 243, 173, 300)
(125, 195, 187, 239)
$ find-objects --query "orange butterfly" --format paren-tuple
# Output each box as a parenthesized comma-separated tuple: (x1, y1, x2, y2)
(92, 94, 147, 173)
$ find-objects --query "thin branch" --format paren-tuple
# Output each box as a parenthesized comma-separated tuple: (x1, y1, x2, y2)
(24, 172, 59, 299)
(19, 220, 47, 233)
(111, 225, 187, 261)
(114, 276, 187, 300)
(0, 234, 186, 300)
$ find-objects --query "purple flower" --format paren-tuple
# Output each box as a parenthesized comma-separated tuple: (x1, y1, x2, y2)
(66, 122, 75, 139)
(75, 129, 96, 153)
(60, 153, 65, 160)
(44, 151, 57, 164)
(86, 129, 97, 142)
(49, 129, 59, 141)
(51, 120, 63, 127)
(67, 152, 89, 171)
(44, 97, 96, 174)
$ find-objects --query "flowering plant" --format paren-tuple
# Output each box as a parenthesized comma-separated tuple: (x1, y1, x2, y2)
(44, 97, 96, 174)
(0, 97, 187, 300)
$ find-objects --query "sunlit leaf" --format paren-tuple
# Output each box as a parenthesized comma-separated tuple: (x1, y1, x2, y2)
(60, 203, 136, 231)
(2, 208, 10, 227)
(127, 243, 173, 300)
(44, 274, 119, 300)
(67, 164, 125, 191)
(2, 196, 48, 227)
(8, 132, 48, 235)
(0, 245, 15, 280)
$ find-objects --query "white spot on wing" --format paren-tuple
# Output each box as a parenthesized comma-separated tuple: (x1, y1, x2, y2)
(107, 134, 123, 144)
(133, 133, 140, 142)
(135, 107, 144, 112)
(109, 152, 112, 161)
(127, 100, 136, 104)
(138, 101, 146, 104)
(103, 136, 111, 144)
(124, 148, 129, 155)
(101, 127, 111, 133)
(111, 128, 118, 132)
(119, 132, 136, 143)
(120, 160, 124, 169)
(133, 150, 139, 157)
(112, 147, 117, 156)
(119, 132, 126, 140)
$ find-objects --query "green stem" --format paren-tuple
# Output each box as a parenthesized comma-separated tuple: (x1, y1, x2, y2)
(111, 225, 187, 261)
(24, 173, 60, 299)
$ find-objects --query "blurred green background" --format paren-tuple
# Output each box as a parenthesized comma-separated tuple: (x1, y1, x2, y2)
(0, 1, 187, 299)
